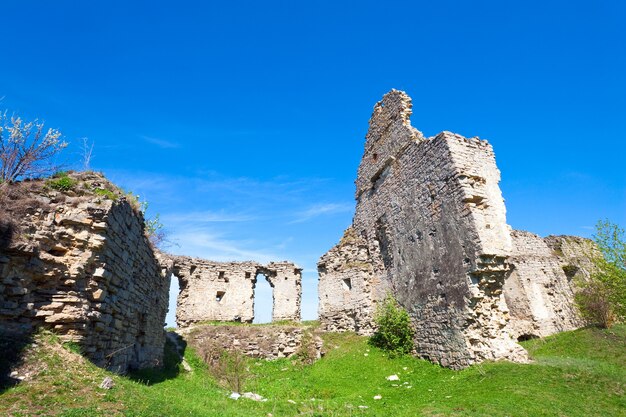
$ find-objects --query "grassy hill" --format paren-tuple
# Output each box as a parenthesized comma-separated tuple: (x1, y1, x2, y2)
(0, 324, 624, 417)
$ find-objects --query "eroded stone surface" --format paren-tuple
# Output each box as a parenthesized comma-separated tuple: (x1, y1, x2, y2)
(173, 256, 302, 326)
(0, 173, 171, 372)
(545, 235, 598, 282)
(318, 89, 594, 369)
(318, 227, 378, 335)
(182, 324, 323, 361)
(504, 233, 597, 340)
(504, 231, 582, 339)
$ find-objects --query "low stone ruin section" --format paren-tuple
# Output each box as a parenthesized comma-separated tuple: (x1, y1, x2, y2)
(318, 227, 378, 335)
(0, 173, 171, 373)
(173, 256, 302, 326)
(504, 230, 585, 339)
(182, 325, 323, 361)
(319, 90, 526, 369)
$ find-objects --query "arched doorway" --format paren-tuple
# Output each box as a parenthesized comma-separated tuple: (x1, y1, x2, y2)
(253, 273, 273, 323)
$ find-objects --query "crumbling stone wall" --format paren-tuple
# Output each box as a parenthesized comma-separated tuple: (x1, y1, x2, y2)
(182, 324, 323, 361)
(545, 235, 598, 282)
(173, 256, 301, 326)
(319, 90, 599, 369)
(319, 90, 525, 368)
(318, 227, 379, 334)
(0, 173, 171, 373)
(504, 231, 583, 339)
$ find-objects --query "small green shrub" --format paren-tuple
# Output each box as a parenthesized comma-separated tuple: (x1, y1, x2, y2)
(576, 220, 626, 328)
(145, 212, 165, 247)
(369, 294, 414, 357)
(119, 190, 167, 248)
(205, 349, 249, 393)
(46, 173, 76, 192)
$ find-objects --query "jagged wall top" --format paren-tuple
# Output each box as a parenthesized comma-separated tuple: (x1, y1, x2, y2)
(356, 90, 424, 198)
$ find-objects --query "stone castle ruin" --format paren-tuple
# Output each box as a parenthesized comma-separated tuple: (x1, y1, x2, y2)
(172, 256, 301, 326)
(0, 173, 171, 372)
(318, 90, 594, 369)
(0, 91, 595, 374)
(0, 173, 302, 373)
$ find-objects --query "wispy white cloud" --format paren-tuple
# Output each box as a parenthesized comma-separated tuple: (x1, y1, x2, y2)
(290, 202, 353, 224)
(168, 229, 279, 264)
(140, 135, 180, 149)
(162, 210, 257, 224)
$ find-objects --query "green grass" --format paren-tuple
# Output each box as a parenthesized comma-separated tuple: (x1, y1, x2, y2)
(93, 188, 118, 200)
(0, 325, 624, 416)
(45, 173, 77, 192)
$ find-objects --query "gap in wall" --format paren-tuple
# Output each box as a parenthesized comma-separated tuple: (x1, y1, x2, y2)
(253, 273, 273, 323)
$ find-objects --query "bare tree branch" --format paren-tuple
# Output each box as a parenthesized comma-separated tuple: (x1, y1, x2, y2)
(81, 137, 94, 171)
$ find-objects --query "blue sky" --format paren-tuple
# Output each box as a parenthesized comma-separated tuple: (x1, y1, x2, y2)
(2, 1, 624, 325)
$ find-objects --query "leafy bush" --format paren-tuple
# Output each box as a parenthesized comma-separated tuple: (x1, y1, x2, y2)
(575, 220, 626, 328)
(370, 294, 414, 357)
(46, 172, 76, 192)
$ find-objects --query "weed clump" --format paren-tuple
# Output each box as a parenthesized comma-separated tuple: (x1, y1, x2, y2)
(203, 348, 250, 393)
(93, 187, 118, 200)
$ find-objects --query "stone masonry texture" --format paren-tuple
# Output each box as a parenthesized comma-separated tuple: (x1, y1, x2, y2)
(182, 324, 323, 362)
(504, 231, 588, 340)
(173, 256, 302, 326)
(0, 173, 171, 373)
(318, 90, 595, 369)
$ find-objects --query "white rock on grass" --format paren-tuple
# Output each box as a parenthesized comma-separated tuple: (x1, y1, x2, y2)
(242, 392, 267, 402)
(229, 392, 241, 400)
(386, 374, 399, 381)
(99, 377, 115, 390)
(373, 395, 382, 400)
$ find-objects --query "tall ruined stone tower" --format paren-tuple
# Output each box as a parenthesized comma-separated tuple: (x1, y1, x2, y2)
(318, 90, 527, 368)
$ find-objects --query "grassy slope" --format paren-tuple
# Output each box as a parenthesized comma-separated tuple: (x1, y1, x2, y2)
(0, 325, 624, 417)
